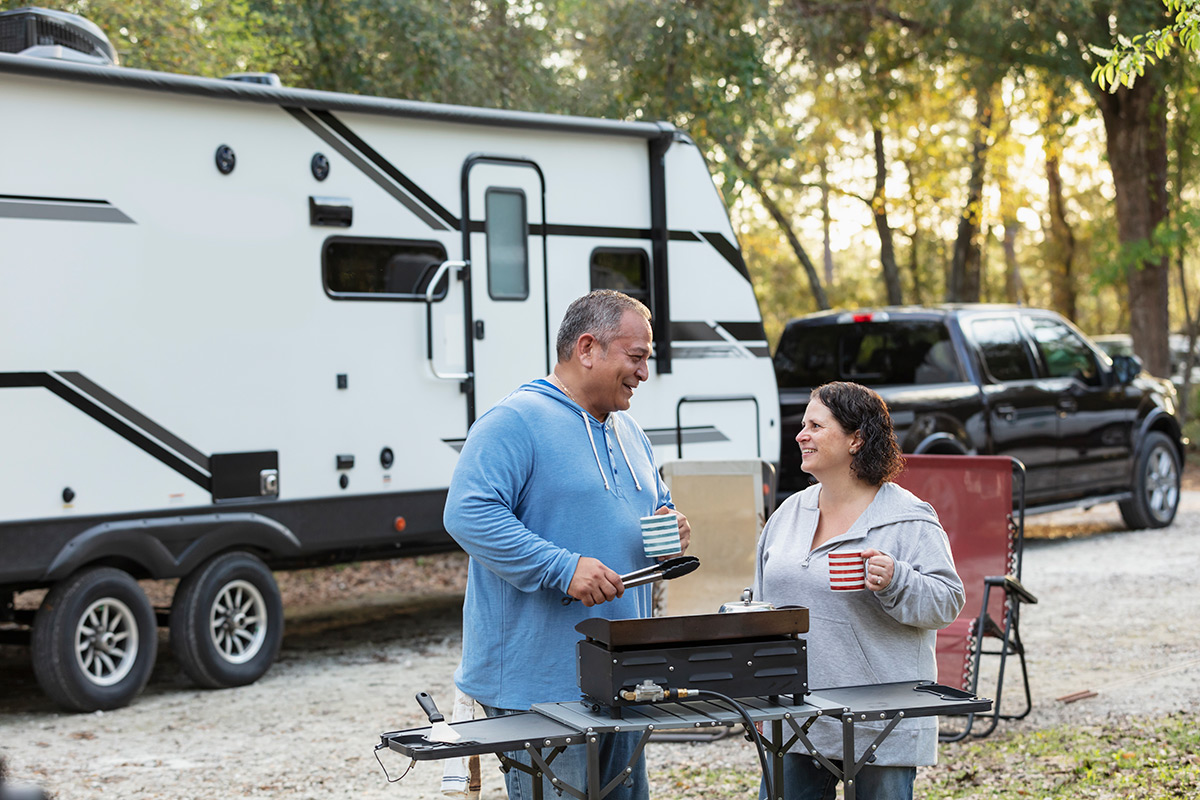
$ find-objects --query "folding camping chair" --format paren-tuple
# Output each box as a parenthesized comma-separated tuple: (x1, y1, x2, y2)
(895, 454, 1038, 741)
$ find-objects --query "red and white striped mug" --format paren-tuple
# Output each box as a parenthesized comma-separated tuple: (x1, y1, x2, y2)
(829, 550, 867, 592)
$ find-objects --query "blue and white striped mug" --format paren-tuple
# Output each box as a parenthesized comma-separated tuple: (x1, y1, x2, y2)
(640, 514, 681, 558)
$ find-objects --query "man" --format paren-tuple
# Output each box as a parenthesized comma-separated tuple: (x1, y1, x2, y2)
(444, 290, 690, 800)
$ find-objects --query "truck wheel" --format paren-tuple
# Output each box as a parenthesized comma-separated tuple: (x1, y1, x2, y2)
(1118, 431, 1181, 530)
(169, 552, 282, 689)
(30, 567, 157, 712)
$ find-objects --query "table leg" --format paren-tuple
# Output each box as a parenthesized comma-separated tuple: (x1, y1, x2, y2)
(841, 716, 857, 800)
(587, 734, 601, 800)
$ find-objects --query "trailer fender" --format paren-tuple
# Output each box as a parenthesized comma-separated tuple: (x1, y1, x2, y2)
(42, 513, 301, 582)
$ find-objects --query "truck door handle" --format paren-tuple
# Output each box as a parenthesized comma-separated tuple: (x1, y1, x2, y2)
(1057, 398, 1077, 416)
(995, 404, 1017, 422)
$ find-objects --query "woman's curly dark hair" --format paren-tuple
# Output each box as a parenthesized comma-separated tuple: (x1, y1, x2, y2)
(811, 381, 903, 486)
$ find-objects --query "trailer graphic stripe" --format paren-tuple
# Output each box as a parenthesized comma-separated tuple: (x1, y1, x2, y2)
(313, 110, 460, 228)
(0, 194, 134, 224)
(55, 371, 211, 471)
(441, 425, 728, 453)
(284, 107, 449, 231)
(286, 111, 749, 284)
(0, 372, 211, 490)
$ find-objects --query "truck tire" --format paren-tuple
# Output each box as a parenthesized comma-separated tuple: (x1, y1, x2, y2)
(169, 551, 282, 689)
(1118, 431, 1181, 530)
(30, 567, 157, 712)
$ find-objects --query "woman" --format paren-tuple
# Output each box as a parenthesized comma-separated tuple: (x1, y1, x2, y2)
(754, 381, 964, 800)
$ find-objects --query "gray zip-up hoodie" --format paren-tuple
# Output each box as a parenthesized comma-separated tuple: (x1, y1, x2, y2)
(753, 481, 965, 766)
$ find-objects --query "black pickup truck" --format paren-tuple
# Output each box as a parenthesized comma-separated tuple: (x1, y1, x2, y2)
(774, 305, 1186, 528)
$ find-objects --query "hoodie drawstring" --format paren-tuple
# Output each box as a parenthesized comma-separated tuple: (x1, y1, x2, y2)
(582, 410, 611, 491)
(576, 408, 642, 493)
(613, 421, 643, 492)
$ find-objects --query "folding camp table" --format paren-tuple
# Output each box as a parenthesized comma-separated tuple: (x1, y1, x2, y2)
(380, 681, 991, 800)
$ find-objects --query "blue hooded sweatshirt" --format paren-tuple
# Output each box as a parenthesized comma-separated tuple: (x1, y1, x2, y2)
(444, 378, 672, 711)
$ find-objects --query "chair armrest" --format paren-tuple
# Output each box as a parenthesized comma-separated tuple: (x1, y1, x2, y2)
(984, 574, 1038, 604)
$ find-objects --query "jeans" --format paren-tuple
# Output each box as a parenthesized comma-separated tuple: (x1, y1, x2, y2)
(760, 752, 915, 800)
(482, 704, 649, 800)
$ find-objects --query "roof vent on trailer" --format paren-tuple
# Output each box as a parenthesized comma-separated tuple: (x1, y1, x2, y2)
(0, 7, 117, 65)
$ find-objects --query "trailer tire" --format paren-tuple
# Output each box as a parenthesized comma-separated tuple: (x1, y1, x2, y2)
(1118, 431, 1181, 530)
(30, 567, 157, 712)
(169, 552, 282, 689)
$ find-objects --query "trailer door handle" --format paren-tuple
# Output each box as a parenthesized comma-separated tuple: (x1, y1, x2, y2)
(424, 260, 472, 382)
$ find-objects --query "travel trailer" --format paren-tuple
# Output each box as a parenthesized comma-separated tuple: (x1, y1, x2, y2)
(0, 9, 779, 711)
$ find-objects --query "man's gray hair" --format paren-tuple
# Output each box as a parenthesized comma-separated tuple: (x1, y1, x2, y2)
(556, 290, 651, 362)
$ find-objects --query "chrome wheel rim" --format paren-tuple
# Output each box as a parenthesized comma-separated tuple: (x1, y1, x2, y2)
(209, 579, 267, 665)
(75, 597, 139, 687)
(1145, 445, 1180, 523)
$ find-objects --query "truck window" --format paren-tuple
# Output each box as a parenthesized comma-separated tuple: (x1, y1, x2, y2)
(323, 237, 449, 300)
(774, 320, 959, 388)
(969, 318, 1036, 381)
(1026, 316, 1102, 386)
(485, 188, 529, 300)
(590, 248, 649, 305)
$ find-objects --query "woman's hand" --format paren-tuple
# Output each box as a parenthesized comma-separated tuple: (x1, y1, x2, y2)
(861, 548, 894, 591)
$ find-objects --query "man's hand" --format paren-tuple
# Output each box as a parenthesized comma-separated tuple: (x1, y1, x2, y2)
(567, 557, 624, 607)
(652, 506, 691, 558)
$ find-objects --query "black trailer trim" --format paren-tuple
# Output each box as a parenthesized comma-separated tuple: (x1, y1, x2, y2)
(0, 489, 454, 588)
(649, 132, 673, 375)
(0, 372, 211, 490)
(0, 52, 676, 139)
(282, 103, 750, 297)
(285, 107, 449, 231)
(0, 193, 134, 223)
(700, 231, 751, 283)
(54, 371, 210, 470)
(313, 109, 461, 228)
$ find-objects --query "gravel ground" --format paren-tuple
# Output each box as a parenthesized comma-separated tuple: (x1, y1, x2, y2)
(2, 488, 1199, 800)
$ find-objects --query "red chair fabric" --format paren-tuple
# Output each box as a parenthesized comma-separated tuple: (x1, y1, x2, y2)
(895, 454, 1034, 740)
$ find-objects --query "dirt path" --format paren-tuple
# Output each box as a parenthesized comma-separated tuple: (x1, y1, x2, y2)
(2, 492, 1199, 800)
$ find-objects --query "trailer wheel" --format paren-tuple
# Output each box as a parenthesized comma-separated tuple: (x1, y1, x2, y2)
(169, 552, 282, 689)
(30, 567, 157, 712)
(1118, 431, 1181, 530)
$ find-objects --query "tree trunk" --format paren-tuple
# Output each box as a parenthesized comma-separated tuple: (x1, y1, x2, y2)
(1095, 74, 1171, 377)
(1002, 215, 1024, 304)
(757, 187, 831, 310)
(1045, 150, 1077, 320)
(733, 152, 830, 310)
(947, 81, 993, 303)
(905, 162, 925, 304)
(872, 127, 903, 304)
(820, 158, 835, 286)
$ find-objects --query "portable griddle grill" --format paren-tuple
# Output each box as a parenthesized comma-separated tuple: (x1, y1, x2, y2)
(380, 609, 991, 800)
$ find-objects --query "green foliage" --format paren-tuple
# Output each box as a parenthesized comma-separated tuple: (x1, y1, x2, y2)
(1092, 0, 1200, 92)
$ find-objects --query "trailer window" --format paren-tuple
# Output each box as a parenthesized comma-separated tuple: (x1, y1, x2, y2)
(485, 188, 528, 300)
(590, 249, 649, 305)
(323, 237, 449, 300)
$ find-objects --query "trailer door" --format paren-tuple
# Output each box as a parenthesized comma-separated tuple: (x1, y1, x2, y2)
(463, 158, 548, 424)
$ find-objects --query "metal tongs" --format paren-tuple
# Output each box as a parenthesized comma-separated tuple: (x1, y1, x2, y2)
(562, 555, 700, 604)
